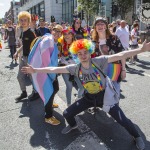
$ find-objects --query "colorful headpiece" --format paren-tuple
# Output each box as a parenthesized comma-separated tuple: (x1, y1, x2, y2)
(62, 27, 74, 34)
(31, 14, 38, 21)
(69, 39, 95, 55)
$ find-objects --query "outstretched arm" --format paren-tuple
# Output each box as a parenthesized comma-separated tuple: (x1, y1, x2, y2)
(108, 40, 150, 63)
(21, 65, 69, 74)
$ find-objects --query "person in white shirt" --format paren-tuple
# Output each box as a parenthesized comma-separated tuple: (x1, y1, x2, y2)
(115, 20, 130, 50)
(115, 20, 130, 68)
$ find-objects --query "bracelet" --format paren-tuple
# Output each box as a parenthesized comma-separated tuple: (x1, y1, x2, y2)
(122, 70, 126, 71)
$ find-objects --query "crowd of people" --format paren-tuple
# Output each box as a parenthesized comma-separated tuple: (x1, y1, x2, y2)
(1, 11, 150, 150)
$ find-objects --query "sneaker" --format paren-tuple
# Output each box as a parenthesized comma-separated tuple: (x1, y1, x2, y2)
(28, 91, 40, 101)
(45, 116, 60, 125)
(61, 124, 78, 134)
(15, 92, 27, 102)
(52, 103, 59, 108)
(135, 137, 145, 150)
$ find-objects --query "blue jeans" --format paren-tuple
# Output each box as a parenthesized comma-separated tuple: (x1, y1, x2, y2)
(63, 91, 140, 138)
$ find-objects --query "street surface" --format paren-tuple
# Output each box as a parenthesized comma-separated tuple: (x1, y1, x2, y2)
(0, 41, 150, 150)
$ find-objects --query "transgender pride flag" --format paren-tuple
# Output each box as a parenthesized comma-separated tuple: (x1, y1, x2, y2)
(28, 34, 58, 105)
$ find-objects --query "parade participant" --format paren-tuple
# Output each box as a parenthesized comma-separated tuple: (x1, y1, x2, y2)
(4, 20, 16, 63)
(0, 39, 2, 51)
(72, 18, 88, 40)
(61, 21, 67, 29)
(130, 23, 140, 64)
(58, 27, 84, 106)
(91, 17, 126, 97)
(115, 20, 130, 69)
(113, 19, 121, 33)
(14, 11, 38, 102)
(27, 25, 63, 125)
(22, 39, 150, 150)
(30, 14, 41, 36)
(44, 25, 63, 125)
(37, 18, 50, 36)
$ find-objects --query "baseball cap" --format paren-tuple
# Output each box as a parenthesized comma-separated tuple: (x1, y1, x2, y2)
(39, 17, 45, 22)
(94, 17, 107, 26)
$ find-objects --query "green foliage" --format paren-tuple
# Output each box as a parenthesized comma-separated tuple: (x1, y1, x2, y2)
(115, 0, 134, 19)
(77, 0, 100, 25)
(143, 0, 150, 3)
(77, 0, 100, 16)
(0, 18, 3, 24)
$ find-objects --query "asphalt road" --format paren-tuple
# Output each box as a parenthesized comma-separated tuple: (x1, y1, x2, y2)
(0, 41, 150, 150)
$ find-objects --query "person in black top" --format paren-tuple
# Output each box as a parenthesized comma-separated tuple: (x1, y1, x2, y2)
(72, 18, 87, 40)
(14, 11, 39, 102)
(37, 18, 50, 36)
(5, 20, 16, 62)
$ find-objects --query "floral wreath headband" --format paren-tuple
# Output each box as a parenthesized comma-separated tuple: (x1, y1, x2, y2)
(62, 27, 74, 34)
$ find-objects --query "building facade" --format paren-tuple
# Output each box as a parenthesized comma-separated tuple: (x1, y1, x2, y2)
(62, 0, 77, 24)
(19, 0, 62, 23)
(4, 1, 20, 24)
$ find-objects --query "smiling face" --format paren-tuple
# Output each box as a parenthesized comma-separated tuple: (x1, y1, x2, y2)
(95, 20, 107, 34)
(77, 49, 91, 63)
(63, 31, 73, 43)
(51, 29, 62, 41)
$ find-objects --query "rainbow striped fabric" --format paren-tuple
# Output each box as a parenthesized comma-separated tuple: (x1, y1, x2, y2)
(107, 63, 121, 81)
(28, 34, 58, 105)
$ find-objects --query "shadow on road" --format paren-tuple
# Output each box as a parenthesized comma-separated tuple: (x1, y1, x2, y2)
(18, 98, 81, 150)
(80, 109, 150, 150)
(5, 61, 18, 70)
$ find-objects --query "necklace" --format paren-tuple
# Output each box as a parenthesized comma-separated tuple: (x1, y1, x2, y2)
(79, 63, 103, 91)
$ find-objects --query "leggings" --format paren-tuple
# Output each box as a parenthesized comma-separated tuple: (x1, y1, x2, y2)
(63, 91, 140, 138)
(45, 78, 59, 118)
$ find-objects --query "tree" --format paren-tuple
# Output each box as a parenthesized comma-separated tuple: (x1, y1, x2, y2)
(77, 0, 100, 25)
(143, 0, 150, 3)
(114, 0, 134, 19)
(0, 18, 3, 24)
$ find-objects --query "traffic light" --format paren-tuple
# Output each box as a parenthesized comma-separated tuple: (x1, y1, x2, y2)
(78, 10, 84, 20)
(51, 16, 55, 22)
(111, 3, 118, 17)
(113, 5, 118, 16)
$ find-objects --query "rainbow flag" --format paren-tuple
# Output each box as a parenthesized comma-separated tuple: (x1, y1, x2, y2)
(107, 63, 121, 81)
(28, 34, 58, 105)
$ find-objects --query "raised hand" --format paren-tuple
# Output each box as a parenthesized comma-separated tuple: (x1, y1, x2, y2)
(141, 40, 150, 52)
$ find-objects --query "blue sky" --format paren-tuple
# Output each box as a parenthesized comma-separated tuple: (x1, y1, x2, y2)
(0, 0, 19, 18)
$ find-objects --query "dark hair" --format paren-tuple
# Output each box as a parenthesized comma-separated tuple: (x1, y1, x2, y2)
(133, 23, 139, 28)
(72, 18, 82, 31)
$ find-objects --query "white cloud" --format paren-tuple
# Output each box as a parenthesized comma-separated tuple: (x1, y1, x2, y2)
(0, 3, 4, 6)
